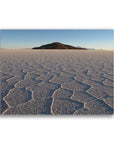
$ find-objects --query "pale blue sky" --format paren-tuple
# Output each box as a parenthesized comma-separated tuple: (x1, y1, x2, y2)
(1, 29, 113, 50)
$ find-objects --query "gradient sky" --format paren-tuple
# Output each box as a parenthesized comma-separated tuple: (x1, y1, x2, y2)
(0, 29, 113, 50)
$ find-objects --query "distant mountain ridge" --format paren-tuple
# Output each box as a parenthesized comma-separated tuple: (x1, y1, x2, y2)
(32, 42, 87, 50)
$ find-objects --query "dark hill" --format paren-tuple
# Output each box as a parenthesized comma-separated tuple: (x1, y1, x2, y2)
(32, 42, 87, 50)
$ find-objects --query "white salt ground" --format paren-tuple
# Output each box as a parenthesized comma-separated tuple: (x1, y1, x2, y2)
(0, 50, 113, 114)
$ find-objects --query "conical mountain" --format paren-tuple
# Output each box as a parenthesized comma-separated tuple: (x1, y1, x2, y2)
(32, 42, 87, 50)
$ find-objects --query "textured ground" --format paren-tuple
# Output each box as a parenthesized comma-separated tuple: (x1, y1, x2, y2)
(0, 50, 113, 115)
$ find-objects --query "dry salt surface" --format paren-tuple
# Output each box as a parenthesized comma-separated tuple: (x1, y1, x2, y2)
(0, 50, 114, 115)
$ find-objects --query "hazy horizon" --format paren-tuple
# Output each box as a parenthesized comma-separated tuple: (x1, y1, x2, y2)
(1, 29, 113, 50)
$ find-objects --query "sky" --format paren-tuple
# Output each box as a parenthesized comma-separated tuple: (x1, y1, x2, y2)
(0, 29, 113, 50)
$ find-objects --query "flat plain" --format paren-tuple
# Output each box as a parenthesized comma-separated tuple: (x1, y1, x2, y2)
(0, 50, 113, 114)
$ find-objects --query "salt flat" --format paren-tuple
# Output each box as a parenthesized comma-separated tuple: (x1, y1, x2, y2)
(0, 50, 113, 114)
